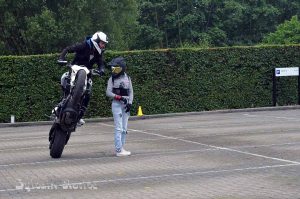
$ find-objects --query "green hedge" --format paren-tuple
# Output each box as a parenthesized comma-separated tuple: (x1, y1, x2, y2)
(0, 45, 299, 122)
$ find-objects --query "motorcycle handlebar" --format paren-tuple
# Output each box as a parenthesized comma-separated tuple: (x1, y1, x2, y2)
(57, 60, 68, 66)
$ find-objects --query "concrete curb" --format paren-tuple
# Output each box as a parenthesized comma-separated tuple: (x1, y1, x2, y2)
(1, 105, 300, 128)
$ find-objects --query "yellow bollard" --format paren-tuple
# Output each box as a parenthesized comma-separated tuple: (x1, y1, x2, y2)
(137, 106, 144, 116)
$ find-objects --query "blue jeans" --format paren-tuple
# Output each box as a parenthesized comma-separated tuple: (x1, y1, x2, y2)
(112, 100, 130, 152)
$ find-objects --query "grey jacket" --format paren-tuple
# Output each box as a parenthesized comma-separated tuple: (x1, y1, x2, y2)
(106, 73, 134, 104)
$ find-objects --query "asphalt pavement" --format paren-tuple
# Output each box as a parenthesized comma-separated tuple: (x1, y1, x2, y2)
(1, 107, 300, 198)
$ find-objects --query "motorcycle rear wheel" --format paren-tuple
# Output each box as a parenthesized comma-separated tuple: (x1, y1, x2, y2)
(60, 69, 87, 130)
(70, 69, 86, 108)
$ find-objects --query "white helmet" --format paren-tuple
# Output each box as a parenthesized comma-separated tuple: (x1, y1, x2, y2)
(91, 31, 108, 54)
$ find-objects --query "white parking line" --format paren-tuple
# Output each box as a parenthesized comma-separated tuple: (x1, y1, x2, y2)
(0, 148, 217, 167)
(101, 123, 300, 165)
(0, 132, 113, 141)
(0, 137, 175, 152)
(1, 122, 299, 167)
(0, 162, 299, 192)
(1, 137, 299, 154)
(233, 142, 300, 149)
(243, 113, 299, 120)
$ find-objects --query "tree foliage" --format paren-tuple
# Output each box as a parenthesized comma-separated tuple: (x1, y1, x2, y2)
(0, 0, 299, 55)
(262, 15, 300, 44)
(134, 0, 300, 49)
(0, 0, 138, 55)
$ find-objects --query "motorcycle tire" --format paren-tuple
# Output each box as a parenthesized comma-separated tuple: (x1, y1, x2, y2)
(70, 69, 86, 108)
(50, 125, 67, 158)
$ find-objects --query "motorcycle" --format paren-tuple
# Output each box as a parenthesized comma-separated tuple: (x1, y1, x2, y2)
(48, 62, 101, 158)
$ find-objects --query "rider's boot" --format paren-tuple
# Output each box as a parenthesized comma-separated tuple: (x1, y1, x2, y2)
(50, 107, 59, 120)
(77, 119, 85, 126)
(50, 98, 67, 120)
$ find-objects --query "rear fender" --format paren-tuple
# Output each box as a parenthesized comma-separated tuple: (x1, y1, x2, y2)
(70, 65, 89, 90)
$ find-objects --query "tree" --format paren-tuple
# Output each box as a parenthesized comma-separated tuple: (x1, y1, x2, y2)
(0, 0, 139, 55)
(0, 0, 46, 54)
(134, 0, 300, 49)
(105, 0, 139, 50)
(262, 15, 300, 44)
(0, 0, 299, 54)
(134, 1, 165, 49)
(24, 7, 61, 54)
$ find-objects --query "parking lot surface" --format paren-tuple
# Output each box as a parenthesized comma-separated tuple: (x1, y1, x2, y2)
(1, 108, 300, 198)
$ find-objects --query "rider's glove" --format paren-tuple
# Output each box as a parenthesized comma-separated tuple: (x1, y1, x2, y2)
(114, 95, 127, 104)
(114, 95, 122, 101)
(93, 69, 105, 77)
(125, 104, 132, 113)
(114, 95, 122, 100)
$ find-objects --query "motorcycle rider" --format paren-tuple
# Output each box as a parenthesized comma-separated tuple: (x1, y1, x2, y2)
(106, 57, 133, 156)
(55, 31, 108, 125)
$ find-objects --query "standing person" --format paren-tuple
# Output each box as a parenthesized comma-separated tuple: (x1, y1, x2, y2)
(106, 57, 133, 156)
(56, 31, 108, 125)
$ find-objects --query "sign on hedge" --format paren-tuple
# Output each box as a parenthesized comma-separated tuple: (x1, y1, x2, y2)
(275, 67, 299, 77)
(273, 67, 300, 106)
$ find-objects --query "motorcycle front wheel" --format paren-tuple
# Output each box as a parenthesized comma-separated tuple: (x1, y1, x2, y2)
(50, 125, 67, 158)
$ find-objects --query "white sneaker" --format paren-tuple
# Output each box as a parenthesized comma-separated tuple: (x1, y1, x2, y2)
(77, 119, 85, 126)
(116, 148, 131, 157)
